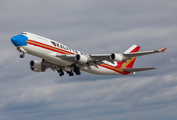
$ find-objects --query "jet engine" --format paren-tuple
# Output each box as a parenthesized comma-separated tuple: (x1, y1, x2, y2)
(75, 54, 88, 63)
(110, 53, 123, 62)
(30, 60, 42, 72)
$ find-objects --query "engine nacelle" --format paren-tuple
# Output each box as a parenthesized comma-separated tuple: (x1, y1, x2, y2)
(30, 60, 42, 72)
(75, 54, 88, 63)
(110, 53, 123, 62)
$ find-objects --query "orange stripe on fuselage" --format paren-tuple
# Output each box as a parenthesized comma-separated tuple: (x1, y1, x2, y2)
(27, 40, 138, 75)
(27, 40, 75, 55)
(99, 64, 130, 75)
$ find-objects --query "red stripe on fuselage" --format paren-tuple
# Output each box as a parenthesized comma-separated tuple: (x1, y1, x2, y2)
(27, 40, 75, 55)
(98, 63, 130, 75)
(27, 39, 131, 75)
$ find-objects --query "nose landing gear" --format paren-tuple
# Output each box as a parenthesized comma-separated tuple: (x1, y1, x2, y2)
(20, 53, 25, 58)
(17, 47, 26, 58)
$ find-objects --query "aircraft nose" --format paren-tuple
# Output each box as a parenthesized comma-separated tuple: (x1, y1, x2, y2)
(11, 34, 28, 47)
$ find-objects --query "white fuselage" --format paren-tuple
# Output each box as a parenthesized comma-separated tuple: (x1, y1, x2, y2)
(11, 32, 166, 76)
(13, 32, 134, 75)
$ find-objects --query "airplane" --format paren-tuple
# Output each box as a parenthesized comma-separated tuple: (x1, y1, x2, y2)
(11, 32, 166, 77)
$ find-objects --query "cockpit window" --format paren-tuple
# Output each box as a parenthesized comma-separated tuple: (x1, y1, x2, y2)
(21, 32, 27, 35)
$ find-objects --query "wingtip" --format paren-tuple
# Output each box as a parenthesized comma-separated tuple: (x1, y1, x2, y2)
(160, 48, 167, 52)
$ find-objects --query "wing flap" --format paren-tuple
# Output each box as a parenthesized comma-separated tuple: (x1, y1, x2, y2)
(122, 67, 156, 72)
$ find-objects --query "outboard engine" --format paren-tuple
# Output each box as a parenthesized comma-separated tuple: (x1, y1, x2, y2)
(110, 53, 123, 62)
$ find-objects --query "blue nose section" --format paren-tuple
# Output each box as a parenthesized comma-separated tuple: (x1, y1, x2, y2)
(11, 34, 28, 47)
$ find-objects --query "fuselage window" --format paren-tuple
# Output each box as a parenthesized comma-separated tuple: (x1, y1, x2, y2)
(57, 44, 60, 48)
(75, 50, 78, 53)
(66, 47, 68, 50)
(60, 44, 63, 49)
(63, 46, 66, 50)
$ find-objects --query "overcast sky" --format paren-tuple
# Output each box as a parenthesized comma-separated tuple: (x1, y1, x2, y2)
(0, 0, 177, 120)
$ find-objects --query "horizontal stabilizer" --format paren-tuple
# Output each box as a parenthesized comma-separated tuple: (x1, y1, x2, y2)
(122, 67, 156, 72)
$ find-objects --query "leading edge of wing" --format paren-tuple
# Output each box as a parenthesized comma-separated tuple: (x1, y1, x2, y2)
(122, 67, 156, 72)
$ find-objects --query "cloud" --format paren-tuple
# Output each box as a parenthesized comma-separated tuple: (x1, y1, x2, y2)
(1, 73, 177, 120)
(0, 0, 177, 120)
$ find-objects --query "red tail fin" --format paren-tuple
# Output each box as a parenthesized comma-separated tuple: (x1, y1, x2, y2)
(116, 45, 140, 69)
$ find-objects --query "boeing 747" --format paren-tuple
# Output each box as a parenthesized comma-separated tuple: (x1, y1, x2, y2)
(11, 32, 166, 77)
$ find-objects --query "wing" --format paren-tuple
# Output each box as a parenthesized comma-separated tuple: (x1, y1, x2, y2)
(30, 59, 57, 72)
(56, 54, 76, 62)
(56, 53, 105, 69)
(54, 45, 166, 71)
(41, 60, 56, 71)
(123, 48, 167, 58)
(91, 48, 167, 61)
(55, 47, 166, 65)
(90, 54, 114, 64)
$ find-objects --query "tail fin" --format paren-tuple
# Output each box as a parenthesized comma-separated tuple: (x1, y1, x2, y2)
(124, 45, 141, 54)
(116, 45, 140, 69)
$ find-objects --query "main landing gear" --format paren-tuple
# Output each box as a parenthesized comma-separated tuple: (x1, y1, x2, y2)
(74, 67, 81, 75)
(67, 71, 74, 76)
(58, 69, 64, 77)
(58, 66, 81, 77)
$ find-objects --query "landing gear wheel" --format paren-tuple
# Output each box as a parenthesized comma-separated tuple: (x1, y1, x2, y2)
(69, 72, 74, 76)
(74, 67, 81, 75)
(20, 54, 25, 58)
(67, 71, 74, 76)
(59, 73, 63, 76)
(58, 69, 64, 77)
